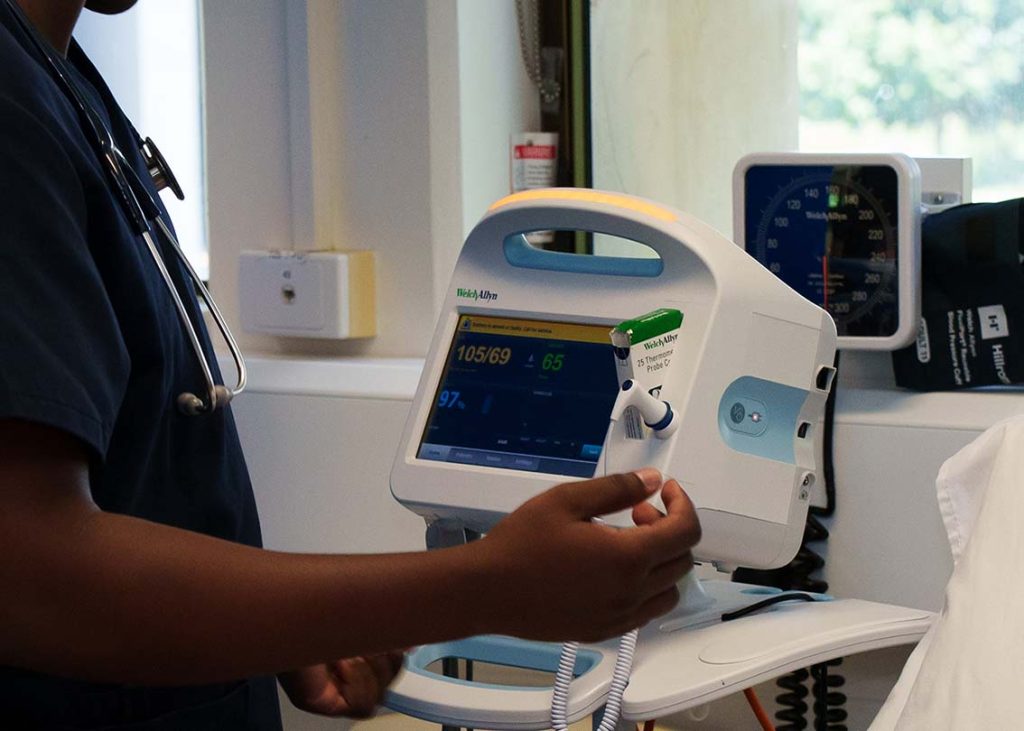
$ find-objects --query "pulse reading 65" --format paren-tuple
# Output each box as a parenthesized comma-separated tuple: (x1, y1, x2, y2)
(542, 353, 564, 371)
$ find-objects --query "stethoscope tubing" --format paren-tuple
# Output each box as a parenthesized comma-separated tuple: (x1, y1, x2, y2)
(3, 0, 246, 415)
(153, 216, 248, 415)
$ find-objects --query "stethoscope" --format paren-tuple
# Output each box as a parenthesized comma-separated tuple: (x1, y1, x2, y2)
(4, 0, 245, 416)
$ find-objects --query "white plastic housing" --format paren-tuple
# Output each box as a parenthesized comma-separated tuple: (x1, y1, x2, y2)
(391, 189, 837, 570)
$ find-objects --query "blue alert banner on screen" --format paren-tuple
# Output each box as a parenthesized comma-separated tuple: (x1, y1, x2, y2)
(744, 164, 900, 339)
(418, 315, 620, 477)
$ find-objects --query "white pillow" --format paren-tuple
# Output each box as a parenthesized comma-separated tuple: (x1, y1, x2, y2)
(870, 414, 1024, 730)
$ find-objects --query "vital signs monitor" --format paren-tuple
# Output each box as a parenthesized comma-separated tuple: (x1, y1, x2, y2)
(391, 188, 838, 570)
(381, 190, 940, 731)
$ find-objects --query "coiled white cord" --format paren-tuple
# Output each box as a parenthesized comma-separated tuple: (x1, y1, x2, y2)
(550, 629, 639, 730)
(549, 640, 579, 729)
(550, 389, 663, 729)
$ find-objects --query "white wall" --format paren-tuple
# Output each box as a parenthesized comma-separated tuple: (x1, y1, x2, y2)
(591, 0, 800, 239)
(204, 0, 434, 359)
(203, 0, 295, 321)
(203, 0, 536, 361)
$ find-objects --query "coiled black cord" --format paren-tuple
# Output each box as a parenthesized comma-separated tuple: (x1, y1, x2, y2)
(733, 353, 846, 730)
(811, 661, 848, 730)
(775, 669, 810, 730)
(806, 352, 847, 731)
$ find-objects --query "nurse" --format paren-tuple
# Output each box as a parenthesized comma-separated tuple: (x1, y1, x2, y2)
(0, 1, 701, 729)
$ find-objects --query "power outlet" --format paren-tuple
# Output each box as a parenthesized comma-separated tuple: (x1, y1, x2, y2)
(239, 250, 376, 339)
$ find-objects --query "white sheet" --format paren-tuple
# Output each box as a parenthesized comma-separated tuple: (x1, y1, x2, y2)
(870, 414, 1024, 730)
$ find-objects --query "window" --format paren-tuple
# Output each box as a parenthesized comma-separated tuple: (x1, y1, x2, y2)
(589, 1, 1024, 235)
(799, 1, 1024, 201)
(75, 1, 207, 278)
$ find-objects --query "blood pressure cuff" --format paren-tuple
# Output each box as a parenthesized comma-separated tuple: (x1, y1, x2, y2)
(893, 198, 1024, 390)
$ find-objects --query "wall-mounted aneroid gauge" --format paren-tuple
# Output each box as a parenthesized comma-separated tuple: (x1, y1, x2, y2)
(733, 153, 922, 350)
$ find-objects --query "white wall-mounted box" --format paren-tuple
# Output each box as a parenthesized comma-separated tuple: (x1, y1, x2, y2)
(239, 250, 376, 339)
(915, 156, 972, 209)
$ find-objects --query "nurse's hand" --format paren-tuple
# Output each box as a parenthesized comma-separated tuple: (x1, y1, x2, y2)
(278, 651, 404, 719)
(477, 469, 700, 643)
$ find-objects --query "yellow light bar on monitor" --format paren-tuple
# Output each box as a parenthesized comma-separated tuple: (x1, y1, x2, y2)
(489, 189, 677, 223)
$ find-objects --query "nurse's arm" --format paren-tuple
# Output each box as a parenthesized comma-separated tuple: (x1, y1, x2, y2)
(0, 420, 698, 685)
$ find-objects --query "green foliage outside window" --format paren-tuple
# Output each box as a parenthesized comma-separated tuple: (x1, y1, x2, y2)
(799, 0, 1024, 198)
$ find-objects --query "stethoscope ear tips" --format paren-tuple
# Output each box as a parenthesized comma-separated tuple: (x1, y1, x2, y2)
(213, 385, 234, 407)
(176, 386, 236, 416)
(177, 392, 206, 416)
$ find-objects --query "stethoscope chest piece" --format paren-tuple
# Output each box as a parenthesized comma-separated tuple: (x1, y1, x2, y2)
(141, 136, 184, 201)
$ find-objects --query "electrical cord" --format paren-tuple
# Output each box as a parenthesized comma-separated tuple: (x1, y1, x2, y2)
(774, 669, 811, 730)
(811, 661, 848, 730)
(803, 352, 846, 731)
(550, 640, 579, 730)
(733, 353, 846, 730)
(806, 352, 846, 731)
(745, 687, 778, 731)
(552, 587, 814, 730)
(551, 630, 638, 731)
(721, 592, 821, 622)
(552, 390, 672, 731)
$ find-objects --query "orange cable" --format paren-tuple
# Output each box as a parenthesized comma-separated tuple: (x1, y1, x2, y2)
(744, 687, 776, 731)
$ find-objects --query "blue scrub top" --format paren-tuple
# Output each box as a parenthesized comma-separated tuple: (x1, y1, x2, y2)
(0, 5, 281, 729)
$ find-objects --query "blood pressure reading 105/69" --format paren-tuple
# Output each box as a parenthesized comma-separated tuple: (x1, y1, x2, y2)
(744, 164, 900, 339)
(418, 315, 620, 477)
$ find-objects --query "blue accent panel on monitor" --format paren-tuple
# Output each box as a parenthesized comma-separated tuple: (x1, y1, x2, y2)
(717, 377, 809, 463)
(503, 234, 664, 277)
(402, 636, 602, 692)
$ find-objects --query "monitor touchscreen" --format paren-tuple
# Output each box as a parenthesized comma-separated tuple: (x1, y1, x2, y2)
(418, 315, 620, 477)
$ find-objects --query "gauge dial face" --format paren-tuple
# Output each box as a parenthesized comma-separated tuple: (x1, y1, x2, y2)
(744, 164, 900, 338)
